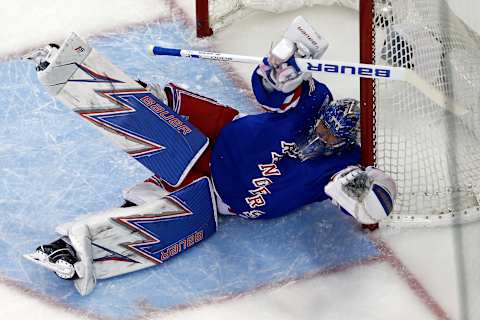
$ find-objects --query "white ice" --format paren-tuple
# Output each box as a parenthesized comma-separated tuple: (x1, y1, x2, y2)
(1, 0, 480, 319)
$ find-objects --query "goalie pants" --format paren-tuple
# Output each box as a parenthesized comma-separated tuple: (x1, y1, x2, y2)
(156, 83, 239, 191)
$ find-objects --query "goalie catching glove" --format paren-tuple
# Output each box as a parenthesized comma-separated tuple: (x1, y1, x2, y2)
(257, 16, 329, 93)
(325, 166, 397, 225)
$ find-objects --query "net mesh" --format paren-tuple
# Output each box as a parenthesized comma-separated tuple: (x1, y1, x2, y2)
(207, 0, 247, 32)
(207, 0, 359, 33)
(372, 0, 480, 225)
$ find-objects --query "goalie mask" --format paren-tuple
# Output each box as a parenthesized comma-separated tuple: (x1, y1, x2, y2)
(298, 98, 360, 160)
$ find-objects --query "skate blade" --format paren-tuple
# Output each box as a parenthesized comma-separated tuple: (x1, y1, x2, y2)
(23, 253, 72, 274)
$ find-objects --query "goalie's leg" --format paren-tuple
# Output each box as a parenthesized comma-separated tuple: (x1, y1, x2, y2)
(24, 177, 217, 296)
(25, 33, 209, 188)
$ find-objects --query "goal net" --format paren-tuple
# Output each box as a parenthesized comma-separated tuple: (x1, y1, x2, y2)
(196, 0, 480, 227)
(195, 0, 358, 37)
(361, 0, 480, 226)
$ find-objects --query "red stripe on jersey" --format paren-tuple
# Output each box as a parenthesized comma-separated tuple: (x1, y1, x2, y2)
(280, 86, 303, 111)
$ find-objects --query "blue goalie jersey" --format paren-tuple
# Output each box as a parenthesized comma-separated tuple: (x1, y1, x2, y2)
(210, 72, 361, 219)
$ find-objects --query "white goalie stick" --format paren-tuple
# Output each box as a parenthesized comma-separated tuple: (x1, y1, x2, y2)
(147, 45, 467, 116)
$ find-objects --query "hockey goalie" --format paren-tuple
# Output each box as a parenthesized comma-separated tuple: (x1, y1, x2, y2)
(23, 16, 397, 296)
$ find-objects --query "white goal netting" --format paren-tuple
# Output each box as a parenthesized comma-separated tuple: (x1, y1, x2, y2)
(206, 0, 358, 33)
(371, 0, 480, 226)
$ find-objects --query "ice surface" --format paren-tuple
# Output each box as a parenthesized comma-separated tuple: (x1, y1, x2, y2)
(1, 1, 480, 320)
(0, 0, 170, 57)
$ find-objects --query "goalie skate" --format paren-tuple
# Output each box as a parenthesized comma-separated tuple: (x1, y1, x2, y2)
(23, 238, 78, 280)
(23, 43, 60, 71)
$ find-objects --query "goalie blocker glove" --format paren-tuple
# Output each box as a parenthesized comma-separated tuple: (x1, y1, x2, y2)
(324, 166, 397, 225)
(256, 16, 329, 93)
(256, 39, 309, 93)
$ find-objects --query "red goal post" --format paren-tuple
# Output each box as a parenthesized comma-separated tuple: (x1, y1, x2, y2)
(359, 0, 375, 168)
(196, 0, 213, 37)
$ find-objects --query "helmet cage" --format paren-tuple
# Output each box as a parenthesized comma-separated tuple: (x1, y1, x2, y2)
(296, 98, 360, 160)
(319, 98, 360, 144)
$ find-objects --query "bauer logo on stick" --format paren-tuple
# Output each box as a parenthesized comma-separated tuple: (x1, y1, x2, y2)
(306, 62, 391, 78)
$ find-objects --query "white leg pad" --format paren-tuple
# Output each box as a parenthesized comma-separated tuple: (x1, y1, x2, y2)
(55, 177, 217, 296)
